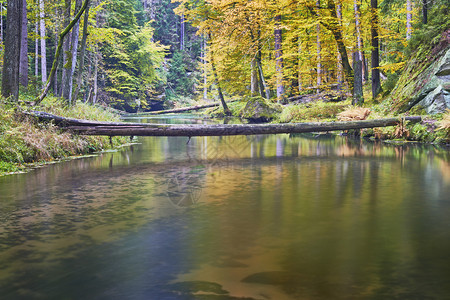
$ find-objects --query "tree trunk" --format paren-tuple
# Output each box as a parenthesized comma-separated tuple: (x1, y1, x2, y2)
(2, 0, 23, 100)
(53, 10, 59, 95)
(65, 0, 82, 105)
(201, 36, 208, 100)
(250, 59, 258, 96)
(30, 111, 421, 137)
(406, 0, 412, 40)
(35, 20, 38, 78)
(422, 0, 427, 24)
(39, 0, 47, 84)
(274, 14, 284, 102)
(256, 50, 270, 99)
(180, 13, 185, 51)
(314, 0, 354, 93)
(371, 0, 382, 98)
(124, 101, 237, 115)
(19, 0, 28, 87)
(210, 53, 231, 116)
(353, 0, 363, 62)
(72, 2, 90, 102)
(61, 0, 72, 100)
(336, 1, 343, 91)
(92, 50, 98, 104)
(0, 2, 3, 44)
(297, 36, 302, 91)
(35, 0, 89, 104)
(352, 52, 363, 105)
(361, 38, 368, 81)
(316, 0, 321, 93)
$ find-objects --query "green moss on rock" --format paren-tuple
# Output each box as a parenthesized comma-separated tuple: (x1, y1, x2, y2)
(240, 97, 282, 123)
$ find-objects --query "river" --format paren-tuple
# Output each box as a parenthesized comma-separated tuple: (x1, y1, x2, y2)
(1, 115, 450, 299)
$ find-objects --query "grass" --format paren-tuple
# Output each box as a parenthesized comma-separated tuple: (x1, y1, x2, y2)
(278, 100, 351, 123)
(0, 96, 127, 175)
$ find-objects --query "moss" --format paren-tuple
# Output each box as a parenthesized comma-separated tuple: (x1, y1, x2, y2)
(240, 96, 282, 122)
(278, 101, 350, 123)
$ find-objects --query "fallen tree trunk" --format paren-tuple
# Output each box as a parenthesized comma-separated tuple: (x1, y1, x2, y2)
(26, 111, 422, 137)
(123, 100, 239, 116)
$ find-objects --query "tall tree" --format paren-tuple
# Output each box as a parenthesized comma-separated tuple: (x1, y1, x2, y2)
(406, 0, 412, 39)
(60, 0, 71, 100)
(19, 0, 28, 87)
(39, 0, 47, 84)
(316, 0, 322, 92)
(352, 0, 363, 104)
(422, 0, 427, 24)
(36, 0, 89, 104)
(65, 0, 82, 104)
(72, 0, 89, 102)
(2, 0, 23, 99)
(371, 0, 382, 98)
(274, 14, 284, 101)
(0, 1, 4, 43)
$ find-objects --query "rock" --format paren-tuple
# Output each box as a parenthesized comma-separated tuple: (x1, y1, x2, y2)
(388, 30, 450, 114)
(416, 48, 450, 114)
(240, 97, 281, 123)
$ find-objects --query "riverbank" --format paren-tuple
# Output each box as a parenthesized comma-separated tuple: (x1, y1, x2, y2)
(0, 96, 127, 176)
(204, 97, 450, 145)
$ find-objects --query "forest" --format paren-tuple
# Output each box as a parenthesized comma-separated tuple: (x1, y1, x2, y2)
(0, 0, 449, 173)
(0, 0, 448, 108)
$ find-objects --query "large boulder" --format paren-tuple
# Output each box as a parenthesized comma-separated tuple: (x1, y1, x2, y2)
(389, 30, 450, 114)
(415, 48, 450, 113)
(240, 97, 281, 123)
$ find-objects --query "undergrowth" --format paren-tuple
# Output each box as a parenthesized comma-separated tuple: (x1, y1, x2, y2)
(0, 96, 127, 175)
(278, 100, 350, 123)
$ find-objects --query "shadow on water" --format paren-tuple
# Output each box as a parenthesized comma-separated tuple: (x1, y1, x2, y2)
(0, 115, 450, 299)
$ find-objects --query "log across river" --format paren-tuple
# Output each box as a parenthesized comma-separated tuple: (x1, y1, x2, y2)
(28, 111, 422, 137)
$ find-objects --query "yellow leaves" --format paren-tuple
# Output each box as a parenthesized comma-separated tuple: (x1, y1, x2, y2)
(88, 27, 122, 48)
(379, 62, 406, 74)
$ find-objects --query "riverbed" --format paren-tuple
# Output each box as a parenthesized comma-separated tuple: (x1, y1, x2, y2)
(1, 115, 450, 299)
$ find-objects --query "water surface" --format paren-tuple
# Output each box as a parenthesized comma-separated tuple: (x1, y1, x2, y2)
(1, 116, 450, 299)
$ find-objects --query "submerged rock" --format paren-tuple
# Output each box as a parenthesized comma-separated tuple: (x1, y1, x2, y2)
(240, 97, 281, 123)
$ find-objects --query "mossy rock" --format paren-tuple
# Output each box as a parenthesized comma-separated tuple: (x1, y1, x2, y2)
(240, 97, 282, 123)
(387, 31, 450, 114)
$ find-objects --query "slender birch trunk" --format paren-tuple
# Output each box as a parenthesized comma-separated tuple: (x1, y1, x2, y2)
(92, 49, 98, 104)
(35, 20, 38, 78)
(406, 0, 412, 40)
(0, 2, 3, 45)
(251, 59, 258, 96)
(180, 13, 185, 51)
